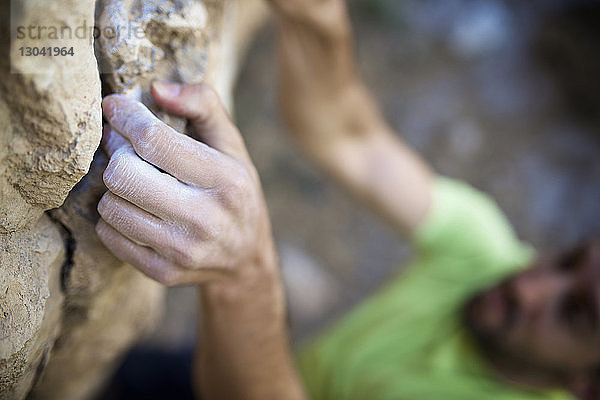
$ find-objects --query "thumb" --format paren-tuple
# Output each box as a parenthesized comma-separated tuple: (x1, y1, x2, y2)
(151, 81, 248, 160)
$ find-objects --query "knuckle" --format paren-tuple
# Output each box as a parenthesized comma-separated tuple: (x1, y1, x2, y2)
(184, 208, 218, 241)
(168, 241, 196, 270)
(135, 123, 158, 149)
(220, 184, 243, 210)
(134, 123, 170, 161)
(193, 219, 218, 242)
(219, 167, 252, 210)
(156, 269, 181, 287)
(135, 123, 154, 144)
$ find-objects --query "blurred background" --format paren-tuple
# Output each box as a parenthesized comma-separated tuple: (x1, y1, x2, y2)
(103, 0, 600, 398)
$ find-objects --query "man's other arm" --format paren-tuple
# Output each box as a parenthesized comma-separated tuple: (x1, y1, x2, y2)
(270, 0, 433, 235)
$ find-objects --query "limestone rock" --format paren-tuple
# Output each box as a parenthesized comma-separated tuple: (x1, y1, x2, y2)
(28, 151, 165, 400)
(0, 0, 102, 234)
(0, 216, 64, 400)
(1, 0, 102, 398)
(1, 1, 267, 399)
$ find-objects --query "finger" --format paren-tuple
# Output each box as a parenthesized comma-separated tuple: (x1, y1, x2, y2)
(98, 191, 172, 247)
(151, 82, 249, 160)
(96, 219, 226, 286)
(98, 191, 224, 265)
(102, 94, 233, 186)
(103, 144, 201, 223)
(103, 126, 131, 157)
(96, 219, 184, 286)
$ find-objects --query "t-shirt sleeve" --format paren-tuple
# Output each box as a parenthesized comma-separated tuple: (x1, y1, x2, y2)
(298, 177, 536, 400)
(412, 176, 534, 287)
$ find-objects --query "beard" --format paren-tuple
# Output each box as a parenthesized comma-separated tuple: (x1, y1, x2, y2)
(463, 295, 571, 387)
(463, 294, 505, 353)
(462, 285, 524, 366)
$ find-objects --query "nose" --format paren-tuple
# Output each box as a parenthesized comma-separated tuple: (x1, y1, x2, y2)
(510, 270, 567, 320)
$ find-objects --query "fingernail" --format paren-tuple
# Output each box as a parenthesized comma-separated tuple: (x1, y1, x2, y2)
(102, 97, 117, 119)
(152, 81, 181, 99)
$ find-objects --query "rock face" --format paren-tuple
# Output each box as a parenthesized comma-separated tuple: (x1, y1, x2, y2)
(0, 0, 267, 399)
(1, 1, 103, 398)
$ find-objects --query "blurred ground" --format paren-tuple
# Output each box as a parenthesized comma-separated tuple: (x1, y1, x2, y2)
(103, 1, 600, 398)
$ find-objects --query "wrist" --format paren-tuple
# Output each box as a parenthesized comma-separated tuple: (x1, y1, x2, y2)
(194, 227, 303, 400)
(201, 234, 283, 314)
(275, 0, 351, 43)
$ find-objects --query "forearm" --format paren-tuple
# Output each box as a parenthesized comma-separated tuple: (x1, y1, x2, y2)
(194, 243, 306, 400)
(275, 1, 433, 234)
(284, 74, 433, 233)
(325, 122, 434, 233)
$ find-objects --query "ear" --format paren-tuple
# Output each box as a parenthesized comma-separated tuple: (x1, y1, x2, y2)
(565, 370, 600, 400)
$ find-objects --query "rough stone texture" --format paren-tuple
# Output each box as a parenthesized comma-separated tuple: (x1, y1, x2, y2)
(97, 0, 268, 121)
(1, 1, 103, 398)
(0, 216, 64, 400)
(0, 1, 266, 399)
(0, 1, 101, 235)
(97, 0, 211, 131)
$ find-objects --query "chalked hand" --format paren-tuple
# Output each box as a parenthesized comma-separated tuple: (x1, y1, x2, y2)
(97, 82, 273, 286)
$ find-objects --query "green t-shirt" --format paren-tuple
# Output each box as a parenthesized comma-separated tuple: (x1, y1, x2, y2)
(298, 177, 574, 400)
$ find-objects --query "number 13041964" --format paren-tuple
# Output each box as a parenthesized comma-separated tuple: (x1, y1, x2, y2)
(19, 47, 74, 57)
